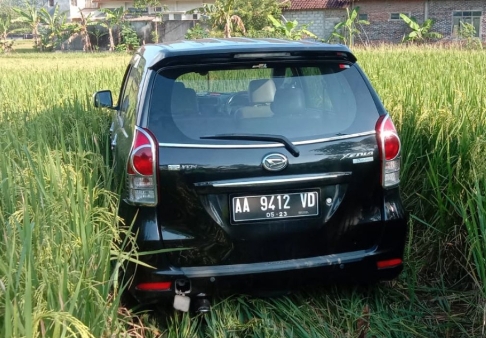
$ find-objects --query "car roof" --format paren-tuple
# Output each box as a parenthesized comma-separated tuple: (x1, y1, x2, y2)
(137, 38, 356, 68)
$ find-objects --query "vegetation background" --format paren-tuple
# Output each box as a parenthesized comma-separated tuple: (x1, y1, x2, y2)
(0, 44, 486, 337)
(1, 0, 486, 336)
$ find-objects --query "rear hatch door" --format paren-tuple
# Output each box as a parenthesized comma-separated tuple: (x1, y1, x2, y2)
(147, 57, 384, 267)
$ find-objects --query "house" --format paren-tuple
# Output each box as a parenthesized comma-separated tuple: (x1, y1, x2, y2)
(283, 0, 486, 43)
(69, 0, 207, 21)
(42, 0, 71, 17)
(68, 0, 209, 42)
(283, 0, 349, 41)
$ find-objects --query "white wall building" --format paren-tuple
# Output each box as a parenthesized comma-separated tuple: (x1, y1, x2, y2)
(69, 0, 209, 21)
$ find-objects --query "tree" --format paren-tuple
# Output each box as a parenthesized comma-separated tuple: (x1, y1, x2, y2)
(70, 9, 96, 52)
(100, 7, 126, 51)
(0, 13, 11, 40)
(267, 14, 316, 40)
(185, 23, 209, 39)
(89, 25, 107, 50)
(400, 13, 442, 43)
(199, 0, 245, 38)
(458, 22, 482, 50)
(134, 0, 167, 43)
(0, 14, 14, 52)
(13, 3, 41, 49)
(116, 23, 140, 52)
(330, 6, 369, 47)
(39, 5, 73, 51)
(233, 0, 281, 33)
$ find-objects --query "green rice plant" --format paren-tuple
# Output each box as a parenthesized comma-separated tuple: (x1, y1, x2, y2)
(0, 53, 137, 337)
(453, 175, 486, 298)
(1, 47, 486, 337)
(0, 118, 130, 337)
(160, 284, 478, 337)
(357, 47, 486, 287)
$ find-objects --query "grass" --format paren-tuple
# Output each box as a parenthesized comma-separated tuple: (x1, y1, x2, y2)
(358, 48, 486, 286)
(4, 39, 38, 53)
(1, 46, 486, 337)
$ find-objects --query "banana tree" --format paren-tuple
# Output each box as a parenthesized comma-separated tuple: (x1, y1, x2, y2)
(0, 14, 13, 52)
(0, 14, 11, 40)
(400, 13, 442, 43)
(267, 14, 317, 40)
(100, 7, 126, 51)
(70, 10, 96, 52)
(39, 5, 71, 51)
(330, 6, 369, 47)
(13, 4, 41, 49)
(199, 0, 246, 38)
(135, 0, 167, 43)
(90, 25, 107, 50)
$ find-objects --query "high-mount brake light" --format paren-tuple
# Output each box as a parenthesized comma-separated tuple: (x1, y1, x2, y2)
(376, 115, 401, 188)
(126, 127, 158, 206)
(234, 52, 290, 58)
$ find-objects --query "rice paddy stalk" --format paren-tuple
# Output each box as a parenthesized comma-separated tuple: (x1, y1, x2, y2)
(1, 47, 486, 337)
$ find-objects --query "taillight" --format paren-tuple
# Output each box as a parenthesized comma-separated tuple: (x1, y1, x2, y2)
(131, 147, 153, 175)
(127, 127, 158, 206)
(376, 115, 401, 188)
(135, 281, 172, 291)
(377, 258, 402, 269)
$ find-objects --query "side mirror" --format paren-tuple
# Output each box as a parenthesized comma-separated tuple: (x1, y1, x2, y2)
(93, 90, 113, 108)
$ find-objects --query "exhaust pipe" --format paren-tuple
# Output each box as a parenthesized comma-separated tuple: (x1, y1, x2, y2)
(194, 297, 211, 313)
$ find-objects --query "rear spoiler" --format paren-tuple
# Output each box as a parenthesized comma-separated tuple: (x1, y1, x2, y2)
(149, 50, 357, 70)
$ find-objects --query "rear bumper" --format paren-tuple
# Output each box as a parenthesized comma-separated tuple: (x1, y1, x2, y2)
(124, 188, 408, 304)
(128, 245, 404, 303)
(163, 248, 380, 278)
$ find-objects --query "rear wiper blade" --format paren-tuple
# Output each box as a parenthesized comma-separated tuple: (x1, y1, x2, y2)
(200, 133, 300, 157)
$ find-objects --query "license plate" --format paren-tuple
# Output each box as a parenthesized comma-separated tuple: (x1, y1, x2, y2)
(232, 191, 319, 222)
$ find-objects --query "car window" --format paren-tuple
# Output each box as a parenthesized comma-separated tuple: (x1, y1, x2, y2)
(148, 62, 379, 145)
(178, 68, 272, 93)
(300, 67, 331, 111)
(118, 55, 145, 129)
(118, 67, 141, 127)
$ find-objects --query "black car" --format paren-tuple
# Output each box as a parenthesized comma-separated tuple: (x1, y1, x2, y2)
(94, 38, 407, 312)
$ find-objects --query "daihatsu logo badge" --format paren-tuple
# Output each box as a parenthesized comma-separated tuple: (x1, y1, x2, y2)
(262, 154, 288, 171)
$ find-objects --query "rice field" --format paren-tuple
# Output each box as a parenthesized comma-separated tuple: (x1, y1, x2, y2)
(1, 46, 486, 337)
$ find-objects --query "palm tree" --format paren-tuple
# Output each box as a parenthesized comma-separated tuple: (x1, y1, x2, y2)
(13, 4, 41, 49)
(100, 7, 126, 51)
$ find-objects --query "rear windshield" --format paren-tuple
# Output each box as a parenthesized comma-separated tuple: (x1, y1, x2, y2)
(148, 62, 379, 145)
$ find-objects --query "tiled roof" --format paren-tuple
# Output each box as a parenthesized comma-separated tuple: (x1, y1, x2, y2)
(288, 0, 351, 10)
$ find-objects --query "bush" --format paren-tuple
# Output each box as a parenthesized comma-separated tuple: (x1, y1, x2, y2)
(0, 39, 13, 53)
(116, 24, 140, 52)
